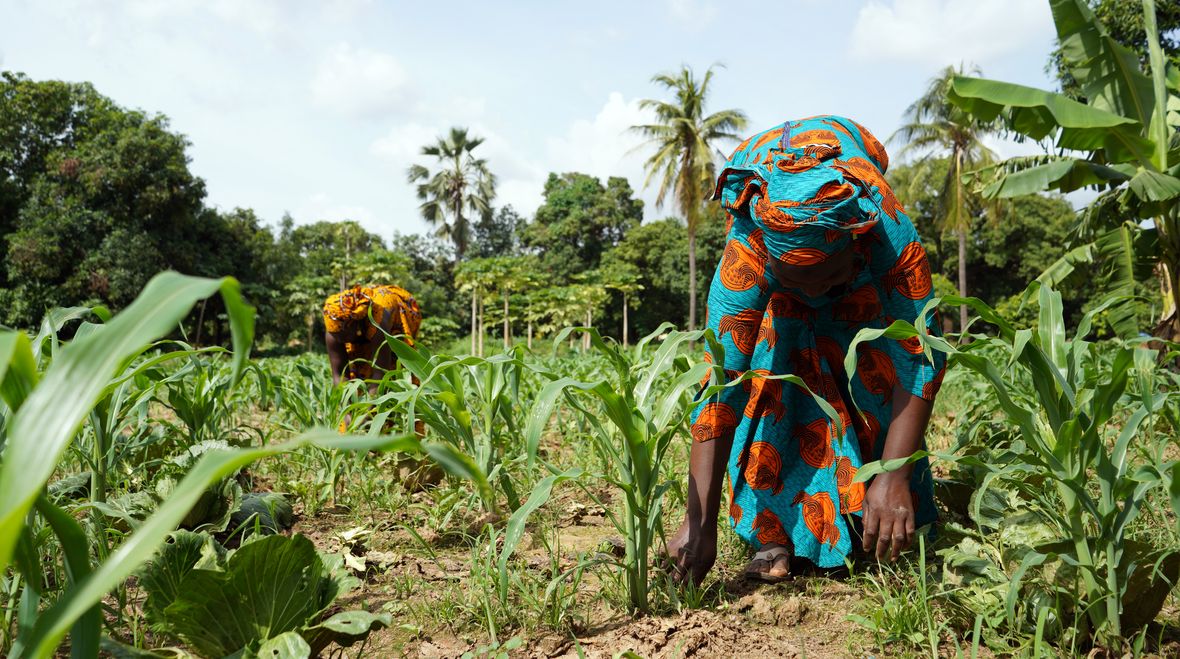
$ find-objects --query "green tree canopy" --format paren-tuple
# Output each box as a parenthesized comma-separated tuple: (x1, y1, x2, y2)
(2, 78, 207, 324)
(599, 212, 726, 337)
(522, 173, 643, 281)
(470, 205, 526, 259)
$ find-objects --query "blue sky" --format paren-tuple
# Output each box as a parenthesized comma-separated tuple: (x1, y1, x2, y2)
(1, 0, 1061, 239)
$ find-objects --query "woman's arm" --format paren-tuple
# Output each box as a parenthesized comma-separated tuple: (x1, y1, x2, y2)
(325, 332, 348, 386)
(861, 384, 933, 561)
(668, 434, 732, 583)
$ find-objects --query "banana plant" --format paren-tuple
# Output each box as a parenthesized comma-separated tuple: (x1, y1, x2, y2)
(947, 0, 1180, 338)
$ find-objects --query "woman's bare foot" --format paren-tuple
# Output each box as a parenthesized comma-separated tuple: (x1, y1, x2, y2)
(744, 542, 792, 582)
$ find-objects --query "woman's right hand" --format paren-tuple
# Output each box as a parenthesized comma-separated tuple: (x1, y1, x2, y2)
(666, 517, 718, 585)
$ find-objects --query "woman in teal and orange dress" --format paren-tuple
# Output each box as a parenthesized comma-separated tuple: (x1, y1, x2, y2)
(667, 115, 946, 583)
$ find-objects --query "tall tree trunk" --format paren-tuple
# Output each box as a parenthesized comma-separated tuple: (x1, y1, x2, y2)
(527, 320, 533, 349)
(1156, 261, 1180, 341)
(584, 309, 592, 351)
(470, 293, 478, 355)
(955, 152, 969, 333)
(688, 220, 698, 332)
(622, 292, 629, 347)
(478, 297, 485, 357)
(453, 193, 466, 262)
(503, 289, 510, 349)
(195, 299, 207, 347)
(307, 314, 314, 353)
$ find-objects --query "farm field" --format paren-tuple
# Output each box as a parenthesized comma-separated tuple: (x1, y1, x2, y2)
(3, 0, 1180, 657)
(1, 274, 1178, 658)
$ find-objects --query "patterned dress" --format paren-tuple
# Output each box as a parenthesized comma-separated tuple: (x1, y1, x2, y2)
(690, 116, 946, 568)
(323, 285, 422, 380)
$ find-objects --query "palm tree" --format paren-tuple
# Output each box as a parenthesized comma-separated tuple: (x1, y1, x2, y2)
(891, 64, 1001, 332)
(406, 127, 496, 262)
(632, 65, 747, 332)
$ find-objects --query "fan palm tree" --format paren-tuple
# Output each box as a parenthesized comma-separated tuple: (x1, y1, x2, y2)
(892, 63, 1002, 332)
(406, 127, 496, 262)
(632, 65, 747, 332)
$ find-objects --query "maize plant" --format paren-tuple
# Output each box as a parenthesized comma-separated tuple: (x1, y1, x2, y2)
(525, 324, 841, 613)
(854, 285, 1180, 648)
(0, 272, 419, 657)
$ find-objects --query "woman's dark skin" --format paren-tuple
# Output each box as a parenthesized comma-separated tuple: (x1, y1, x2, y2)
(667, 246, 934, 583)
(325, 304, 397, 392)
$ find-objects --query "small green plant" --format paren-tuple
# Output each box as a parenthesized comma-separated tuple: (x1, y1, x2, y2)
(526, 324, 839, 613)
(127, 531, 389, 656)
(0, 273, 438, 657)
(855, 285, 1180, 649)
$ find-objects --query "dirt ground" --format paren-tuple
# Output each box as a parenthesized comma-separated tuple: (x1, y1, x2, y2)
(291, 493, 914, 659)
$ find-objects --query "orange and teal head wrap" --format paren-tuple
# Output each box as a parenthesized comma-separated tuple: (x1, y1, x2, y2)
(714, 115, 904, 264)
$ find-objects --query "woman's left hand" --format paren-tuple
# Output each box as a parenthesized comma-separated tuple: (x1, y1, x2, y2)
(861, 470, 914, 562)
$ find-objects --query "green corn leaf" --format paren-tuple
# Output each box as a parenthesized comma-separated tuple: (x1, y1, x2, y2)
(634, 329, 704, 407)
(16, 430, 414, 658)
(853, 451, 934, 484)
(524, 377, 605, 467)
(31, 305, 110, 362)
(421, 440, 497, 513)
(496, 468, 583, 601)
(30, 496, 100, 659)
(0, 331, 38, 412)
(1168, 461, 1180, 534)
(0, 272, 254, 578)
(1005, 549, 1050, 631)
(1037, 286, 1067, 371)
(651, 363, 712, 432)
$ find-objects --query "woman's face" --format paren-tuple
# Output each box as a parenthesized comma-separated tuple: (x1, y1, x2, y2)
(768, 247, 857, 298)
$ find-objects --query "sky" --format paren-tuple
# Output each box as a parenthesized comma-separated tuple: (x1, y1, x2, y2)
(0, 0, 1063, 240)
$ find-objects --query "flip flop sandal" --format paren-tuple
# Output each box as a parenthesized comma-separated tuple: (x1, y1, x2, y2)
(744, 545, 792, 583)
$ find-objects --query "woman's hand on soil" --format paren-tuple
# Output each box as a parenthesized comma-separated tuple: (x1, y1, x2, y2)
(666, 519, 717, 585)
(862, 471, 915, 562)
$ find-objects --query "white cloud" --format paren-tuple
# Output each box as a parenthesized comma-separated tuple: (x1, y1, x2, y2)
(666, 0, 717, 29)
(546, 92, 655, 201)
(850, 0, 1053, 66)
(297, 192, 380, 230)
(370, 122, 440, 161)
(311, 43, 411, 117)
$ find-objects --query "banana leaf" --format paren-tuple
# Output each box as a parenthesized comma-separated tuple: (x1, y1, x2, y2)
(1050, 0, 1155, 126)
(948, 76, 1155, 164)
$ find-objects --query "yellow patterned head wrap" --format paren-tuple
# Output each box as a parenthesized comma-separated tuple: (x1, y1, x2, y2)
(323, 285, 373, 336)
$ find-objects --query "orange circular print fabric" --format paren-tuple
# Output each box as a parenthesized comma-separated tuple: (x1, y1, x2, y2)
(690, 116, 945, 568)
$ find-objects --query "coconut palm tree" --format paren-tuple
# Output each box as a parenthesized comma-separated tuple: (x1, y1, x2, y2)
(632, 65, 747, 332)
(406, 127, 496, 262)
(892, 64, 1002, 332)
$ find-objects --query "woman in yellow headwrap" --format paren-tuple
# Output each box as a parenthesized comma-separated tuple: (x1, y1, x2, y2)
(323, 284, 422, 388)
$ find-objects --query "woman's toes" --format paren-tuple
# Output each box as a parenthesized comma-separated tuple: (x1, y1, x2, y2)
(768, 554, 790, 578)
